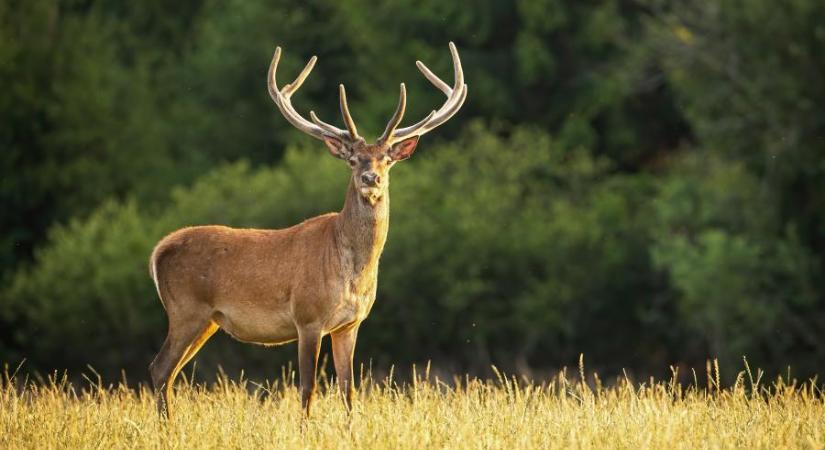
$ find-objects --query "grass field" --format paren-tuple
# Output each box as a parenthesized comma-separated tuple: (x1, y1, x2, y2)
(2, 360, 824, 449)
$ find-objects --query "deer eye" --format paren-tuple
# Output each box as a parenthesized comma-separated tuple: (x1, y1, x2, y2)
(348, 158, 357, 166)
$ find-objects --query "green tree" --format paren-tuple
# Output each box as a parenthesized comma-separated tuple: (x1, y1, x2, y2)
(651, 154, 820, 374)
(644, 0, 825, 374)
(0, 0, 200, 274)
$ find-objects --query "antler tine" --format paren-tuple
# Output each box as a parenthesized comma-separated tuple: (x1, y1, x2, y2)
(309, 110, 346, 135)
(282, 55, 317, 97)
(267, 46, 351, 141)
(311, 107, 366, 146)
(267, 46, 283, 92)
(378, 83, 407, 144)
(415, 61, 452, 95)
(338, 85, 361, 140)
(389, 42, 467, 142)
(448, 41, 464, 90)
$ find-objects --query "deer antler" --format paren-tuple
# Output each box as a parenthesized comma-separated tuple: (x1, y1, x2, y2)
(378, 42, 468, 145)
(268, 47, 363, 143)
(269, 43, 465, 147)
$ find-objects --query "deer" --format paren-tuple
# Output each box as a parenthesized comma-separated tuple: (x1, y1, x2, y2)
(148, 42, 467, 418)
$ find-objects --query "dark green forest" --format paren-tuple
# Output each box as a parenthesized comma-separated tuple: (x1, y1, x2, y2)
(2, 0, 824, 383)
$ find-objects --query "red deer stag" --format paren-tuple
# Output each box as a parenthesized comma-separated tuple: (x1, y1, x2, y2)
(148, 42, 467, 417)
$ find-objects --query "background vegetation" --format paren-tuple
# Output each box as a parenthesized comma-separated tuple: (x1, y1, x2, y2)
(1, 0, 824, 384)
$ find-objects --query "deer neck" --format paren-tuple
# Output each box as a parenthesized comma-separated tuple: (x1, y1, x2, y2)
(335, 180, 390, 284)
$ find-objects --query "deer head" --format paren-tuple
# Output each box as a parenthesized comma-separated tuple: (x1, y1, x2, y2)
(267, 43, 467, 204)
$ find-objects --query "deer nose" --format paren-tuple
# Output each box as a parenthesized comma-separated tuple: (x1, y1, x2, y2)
(361, 172, 380, 186)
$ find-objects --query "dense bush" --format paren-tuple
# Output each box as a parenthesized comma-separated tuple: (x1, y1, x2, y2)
(651, 154, 819, 375)
(6, 123, 819, 381)
(376, 124, 663, 374)
(3, 125, 663, 378)
(2, 148, 346, 377)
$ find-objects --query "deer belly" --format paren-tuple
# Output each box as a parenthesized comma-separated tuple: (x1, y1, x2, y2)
(212, 307, 297, 345)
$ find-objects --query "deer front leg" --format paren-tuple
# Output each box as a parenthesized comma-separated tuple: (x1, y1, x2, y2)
(331, 325, 359, 411)
(297, 326, 322, 417)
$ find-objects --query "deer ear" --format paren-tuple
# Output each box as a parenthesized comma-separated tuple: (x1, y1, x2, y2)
(388, 136, 419, 161)
(323, 136, 350, 159)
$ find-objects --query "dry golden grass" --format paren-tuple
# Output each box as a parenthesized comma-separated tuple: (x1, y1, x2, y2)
(2, 360, 824, 449)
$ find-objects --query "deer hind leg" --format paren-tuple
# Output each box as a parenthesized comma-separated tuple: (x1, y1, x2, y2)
(149, 315, 218, 419)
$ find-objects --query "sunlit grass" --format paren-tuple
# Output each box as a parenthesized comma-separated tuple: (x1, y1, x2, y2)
(2, 359, 824, 449)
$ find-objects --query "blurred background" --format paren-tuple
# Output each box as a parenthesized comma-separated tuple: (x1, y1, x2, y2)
(1, 0, 824, 385)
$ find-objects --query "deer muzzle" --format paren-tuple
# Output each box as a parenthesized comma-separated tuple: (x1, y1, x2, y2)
(360, 172, 380, 187)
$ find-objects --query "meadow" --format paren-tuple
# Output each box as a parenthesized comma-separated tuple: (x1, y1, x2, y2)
(2, 360, 824, 449)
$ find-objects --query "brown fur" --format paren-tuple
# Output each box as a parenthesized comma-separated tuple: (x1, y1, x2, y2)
(148, 141, 408, 418)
